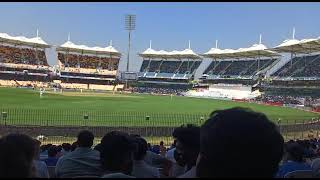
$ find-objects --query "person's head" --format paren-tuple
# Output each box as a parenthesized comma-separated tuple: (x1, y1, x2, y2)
(172, 124, 200, 167)
(160, 141, 164, 146)
(133, 137, 148, 161)
(100, 131, 136, 175)
(71, 141, 78, 151)
(77, 130, 94, 148)
(196, 107, 284, 178)
(284, 142, 304, 163)
(0, 134, 36, 178)
(47, 146, 58, 158)
(62, 143, 71, 152)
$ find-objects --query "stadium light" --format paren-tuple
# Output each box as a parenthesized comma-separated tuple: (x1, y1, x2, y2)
(125, 14, 136, 72)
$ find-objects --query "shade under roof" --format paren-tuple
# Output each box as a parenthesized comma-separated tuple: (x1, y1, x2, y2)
(56, 41, 121, 57)
(139, 47, 202, 60)
(0, 32, 50, 48)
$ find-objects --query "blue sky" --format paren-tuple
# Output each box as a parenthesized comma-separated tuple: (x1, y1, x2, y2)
(0, 2, 320, 72)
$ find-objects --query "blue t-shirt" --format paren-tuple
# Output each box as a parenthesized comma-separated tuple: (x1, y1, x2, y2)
(44, 157, 59, 166)
(276, 161, 312, 178)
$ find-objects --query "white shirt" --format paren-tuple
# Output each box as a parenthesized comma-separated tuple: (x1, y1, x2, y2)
(165, 148, 176, 163)
(33, 160, 49, 178)
(132, 160, 160, 178)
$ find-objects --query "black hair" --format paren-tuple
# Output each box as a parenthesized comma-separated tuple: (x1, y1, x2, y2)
(172, 124, 200, 169)
(62, 143, 71, 152)
(100, 131, 136, 175)
(172, 124, 200, 151)
(77, 130, 94, 148)
(71, 141, 78, 151)
(133, 137, 148, 161)
(56, 145, 62, 152)
(0, 133, 36, 178)
(48, 145, 58, 157)
(196, 107, 284, 178)
(285, 142, 304, 162)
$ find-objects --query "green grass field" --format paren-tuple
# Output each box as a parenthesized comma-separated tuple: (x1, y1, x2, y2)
(0, 87, 319, 127)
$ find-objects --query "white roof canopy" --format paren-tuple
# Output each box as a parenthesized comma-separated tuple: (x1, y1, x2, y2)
(235, 43, 281, 58)
(203, 43, 280, 59)
(0, 32, 50, 48)
(139, 48, 202, 60)
(56, 40, 121, 57)
(139, 41, 202, 60)
(270, 38, 320, 54)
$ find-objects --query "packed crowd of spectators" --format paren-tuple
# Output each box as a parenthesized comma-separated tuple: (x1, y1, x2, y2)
(0, 73, 50, 82)
(255, 95, 305, 105)
(204, 59, 276, 77)
(3, 107, 320, 178)
(131, 87, 188, 95)
(273, 54, 320, 78)
(0, 45, 48, 66)
(58, 53, 119, 71)
(60, 77, 115, 86)
(140, 60, 201, 74)
(262, 79, 320, 87)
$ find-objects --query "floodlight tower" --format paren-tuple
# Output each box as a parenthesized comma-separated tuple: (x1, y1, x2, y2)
(124, 14, 136, 89)
(125, 14, 136, 73)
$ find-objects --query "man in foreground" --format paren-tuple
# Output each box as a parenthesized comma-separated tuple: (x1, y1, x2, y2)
(196, 107, 284, 178)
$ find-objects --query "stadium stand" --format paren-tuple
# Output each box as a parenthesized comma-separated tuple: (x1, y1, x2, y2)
(136, 43, 202, 93)
(56, 40, 122, 91)
(0, 32, 52, 88)
(203, 59, 277, 78)
(272, 54, 320, 78)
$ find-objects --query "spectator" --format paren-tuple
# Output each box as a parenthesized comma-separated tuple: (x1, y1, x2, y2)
(33, 139, 49, 178)
(166, 140, 177, 163)
(61, 143, 71, 156)
(129, 133, 172, 175)
(151, 145, 160, 154)
(44, 145, 59, 166)
(40, 144, 51, 160)
(100, 131, 136, 178)
(55, 130, 102, 178)
(70, 141, 78, 151)
(159, 141, 166, 156)
(196, 107, 284, 178)
(276, 142, 313, 178)
(0, 134, 37, 178)
(172, 124, 200, 178)
(131, 137, 160, 178)
(56, 145, 63, 157)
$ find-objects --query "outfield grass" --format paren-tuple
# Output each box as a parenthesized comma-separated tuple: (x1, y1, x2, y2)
(0, 87, 319, 127)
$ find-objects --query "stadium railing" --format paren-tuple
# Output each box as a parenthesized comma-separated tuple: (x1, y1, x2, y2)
(0, 108, 319, 145)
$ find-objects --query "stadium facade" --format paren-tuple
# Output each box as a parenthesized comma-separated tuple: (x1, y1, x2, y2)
(0, 31, 320, 109)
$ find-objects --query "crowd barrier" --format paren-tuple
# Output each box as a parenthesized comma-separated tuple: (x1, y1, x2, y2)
(0, 108, 320, 145)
